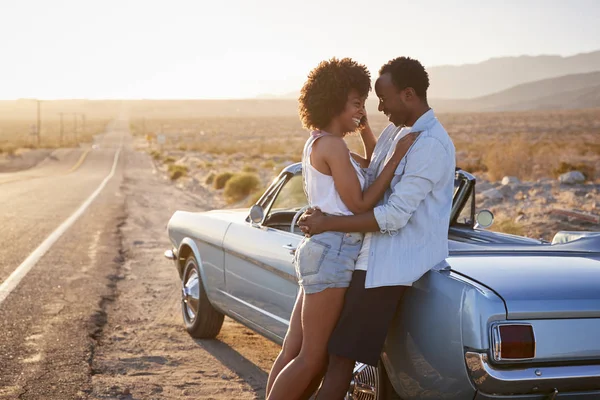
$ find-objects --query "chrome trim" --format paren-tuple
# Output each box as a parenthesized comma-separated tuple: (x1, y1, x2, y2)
(465, 351, 600, 394)
(223, 247, 296, 283)
(346, 363, 378, 400)
(490, 322, 536, 362)
(218, 290, 290, 326)
(492, 325, 502, 361)
(164, 249, 176, 260)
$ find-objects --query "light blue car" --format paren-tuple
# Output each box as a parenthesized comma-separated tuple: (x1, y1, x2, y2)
(166, 163, 600, 400)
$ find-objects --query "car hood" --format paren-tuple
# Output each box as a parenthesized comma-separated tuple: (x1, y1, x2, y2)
(449, 255, 600, 319)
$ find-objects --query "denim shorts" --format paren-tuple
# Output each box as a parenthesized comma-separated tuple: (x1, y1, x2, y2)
(294, 231, 364, 294)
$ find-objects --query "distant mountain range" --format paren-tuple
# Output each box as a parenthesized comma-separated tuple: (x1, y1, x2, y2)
(428, 50, 600, 99)
(431, 70, 600, 112)
(2, 51, 599, 120)
(259, 50, 600, 113)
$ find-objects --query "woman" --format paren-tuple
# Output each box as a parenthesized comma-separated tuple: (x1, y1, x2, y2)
(266, 58, 417, 400)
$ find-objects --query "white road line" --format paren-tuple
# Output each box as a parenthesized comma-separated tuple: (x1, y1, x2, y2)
(0, 148, 122, 307)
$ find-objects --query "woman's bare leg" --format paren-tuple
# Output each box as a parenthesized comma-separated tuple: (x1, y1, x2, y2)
(266, 289, 304, 397)
(267, 288, 347, 400)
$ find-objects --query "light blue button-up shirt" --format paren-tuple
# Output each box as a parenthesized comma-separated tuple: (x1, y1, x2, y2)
(363, 109, 455, 288)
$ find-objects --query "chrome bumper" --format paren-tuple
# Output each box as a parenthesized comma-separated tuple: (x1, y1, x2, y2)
(164, 249, 176, 261)
(465, 352, 600, 394)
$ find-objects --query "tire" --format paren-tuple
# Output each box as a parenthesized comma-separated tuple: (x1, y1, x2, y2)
(377, 361, 403, 400)
(181, 254, 224, 338)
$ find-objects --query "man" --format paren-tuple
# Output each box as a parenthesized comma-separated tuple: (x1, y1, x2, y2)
(298, 56, 456, 399)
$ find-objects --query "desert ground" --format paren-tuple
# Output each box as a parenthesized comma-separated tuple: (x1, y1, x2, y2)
(131, 109, 600, 241)
(0, 108, 598, 399)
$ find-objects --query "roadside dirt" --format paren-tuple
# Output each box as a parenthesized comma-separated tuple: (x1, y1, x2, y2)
(0, 148, 53, 172)
(87, 147, 281, 399)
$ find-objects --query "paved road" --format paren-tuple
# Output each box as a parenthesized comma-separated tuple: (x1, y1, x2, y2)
(0, 121, 280, 399)
(0, 121, 127, 398)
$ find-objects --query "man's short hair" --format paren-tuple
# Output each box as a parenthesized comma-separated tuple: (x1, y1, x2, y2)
(379, 57, 429, 100)
(299, 57, 371, 130)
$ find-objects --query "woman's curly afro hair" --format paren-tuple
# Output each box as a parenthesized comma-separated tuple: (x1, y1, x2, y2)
(299, 57, 371, 131)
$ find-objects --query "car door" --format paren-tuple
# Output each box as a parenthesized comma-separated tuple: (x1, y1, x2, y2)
(222, 172, 306, 343)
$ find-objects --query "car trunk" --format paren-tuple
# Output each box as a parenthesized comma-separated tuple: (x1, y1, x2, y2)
(450, 255, 600, 363)
(450, 255, 600, 319)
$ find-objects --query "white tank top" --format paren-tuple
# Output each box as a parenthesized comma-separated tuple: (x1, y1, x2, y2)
(302, 131, 366, 216)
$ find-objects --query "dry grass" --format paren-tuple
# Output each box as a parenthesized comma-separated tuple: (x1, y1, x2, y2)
(489, 219, 525, 236)
(0, 118, 111, 152)
(168, 164, 188, 180)
(134, 108, 599, 183)
(224, 173, 261, 203)
(214, 172, 234, 189)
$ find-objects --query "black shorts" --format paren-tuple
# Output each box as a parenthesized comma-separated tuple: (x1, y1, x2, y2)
(328, 271, 408, 366)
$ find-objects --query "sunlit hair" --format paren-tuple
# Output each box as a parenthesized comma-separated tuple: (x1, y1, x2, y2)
(299, 57, 371, 131)
(379, 57, 429, 100)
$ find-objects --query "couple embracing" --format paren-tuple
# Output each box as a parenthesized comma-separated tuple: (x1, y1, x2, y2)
(267, 56, 456, 400)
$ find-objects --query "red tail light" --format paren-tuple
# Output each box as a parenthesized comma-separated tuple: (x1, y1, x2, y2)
(492, 324, 536, 361)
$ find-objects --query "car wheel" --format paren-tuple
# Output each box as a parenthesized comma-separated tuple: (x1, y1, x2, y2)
(344, 362, 402, 400)
(377, 361, 403, 400)
(181, 254, 224, 338)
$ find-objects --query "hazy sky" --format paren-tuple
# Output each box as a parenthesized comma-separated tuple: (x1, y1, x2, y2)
(1, 0, 599, 99)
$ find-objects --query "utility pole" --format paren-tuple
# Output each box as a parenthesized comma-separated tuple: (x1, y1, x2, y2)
(36, 100, 41, 147)
(59, 112, 64, 146)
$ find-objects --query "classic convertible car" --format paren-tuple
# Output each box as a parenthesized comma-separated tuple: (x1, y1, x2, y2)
(165, 163, 600, 400)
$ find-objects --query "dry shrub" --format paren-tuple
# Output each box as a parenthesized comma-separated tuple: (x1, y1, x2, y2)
(224, 173, 260, 203)
(552, 161, 595, 180)
(459, 158, 488, 174)
(214, 172, 234, 189)
(205, 172, 216, 185)
(490, 219, 524, 236)
(481, 135, 561, 181)
(262, 160, 276, 169)
(246, 189, 264, 206)
(168, 164, 188, 180)
(243, 165, 257, 173)
(163, 156, 176, 164)
(149, 149, 162, 160)
(0, 144, 17, 156)
(482, 136, 533, 180)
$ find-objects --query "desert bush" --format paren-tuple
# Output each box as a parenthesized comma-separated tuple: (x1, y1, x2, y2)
(205, 172, 216, 185)
(552, 161, 595, 180)
(242, 165, 257, 173)
(149, 149, 162, 160)
(246, 189, 265, 206)
(262, 160, 276, 169)
(224, 173, 260, 203)
(491, 219, 524, 236)
(0, 145, 17, 155)
(482, 136, 536, 180)
(459, 158, 487, 173)
(168, 164, 188, 180)
(163, 156, 176, 164)
(214, 171, 234, 189)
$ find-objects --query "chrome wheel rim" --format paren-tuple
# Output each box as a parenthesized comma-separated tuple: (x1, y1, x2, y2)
(345, 362, 379, 400)
(182, 263, 200, 322)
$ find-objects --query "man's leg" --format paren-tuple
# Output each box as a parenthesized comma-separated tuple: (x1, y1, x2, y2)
(315, 354, 355, 399)
(315, 271, 409, 399)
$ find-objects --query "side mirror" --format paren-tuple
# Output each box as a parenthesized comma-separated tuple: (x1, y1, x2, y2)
(475, 210, 494, 229)
(249, 204, 264, 224)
